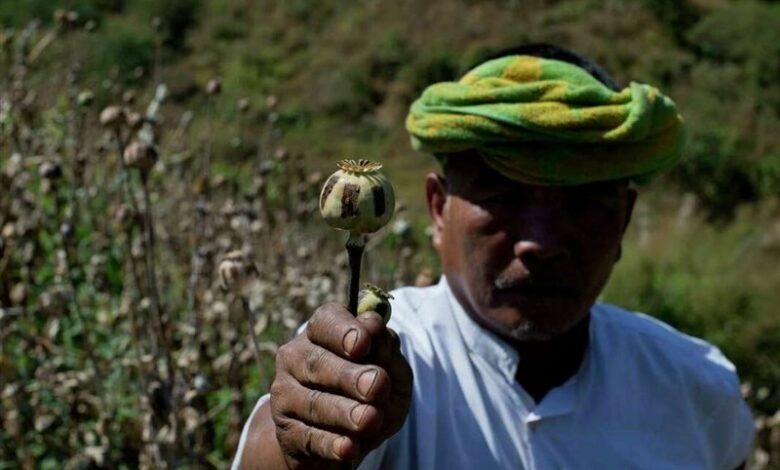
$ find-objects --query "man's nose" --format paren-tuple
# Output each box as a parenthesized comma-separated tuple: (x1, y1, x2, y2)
(511, 216, 569, 264)
(513, 239, 567, 263)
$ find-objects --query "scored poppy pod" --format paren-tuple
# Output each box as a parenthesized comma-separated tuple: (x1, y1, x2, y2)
(319, 159, 395, 236)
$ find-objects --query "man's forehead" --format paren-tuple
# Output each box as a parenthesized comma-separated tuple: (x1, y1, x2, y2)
(441, 152, 629, 195)
(441, 153, 511, 189)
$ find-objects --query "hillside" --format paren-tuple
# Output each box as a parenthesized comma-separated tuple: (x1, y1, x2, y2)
(1, 0, 779, 468)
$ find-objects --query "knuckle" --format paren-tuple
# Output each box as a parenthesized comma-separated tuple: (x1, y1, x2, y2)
(310, 303, 340, 329)
(275, 342, 294, 368)
(336, 360, 356, 389)
(269, 379, 287, 400)
(303, 426, 315, 457)
(303, 346, 327, 380)
(273, 415, 294, 444)
(306, 389, 324, 422)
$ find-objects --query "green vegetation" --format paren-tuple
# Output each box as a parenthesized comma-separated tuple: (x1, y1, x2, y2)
(1, 0, 778, 467)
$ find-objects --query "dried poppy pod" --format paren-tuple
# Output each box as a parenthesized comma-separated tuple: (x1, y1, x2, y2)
(99, 105, 125, 129)
(77, 90, 94, 107)
(206, 79, 222, 96)
(319, 159, 395, 236)
(357, 283, 393, 324)
(122, 90, 136, 105)
(113, 204, 138, 230)
(237, 97, 250, 113)
(218, 250, 259, 297)
(123, 140, 159, 173)
(124, 110, 144, 131)
(39, 161, 62, 180)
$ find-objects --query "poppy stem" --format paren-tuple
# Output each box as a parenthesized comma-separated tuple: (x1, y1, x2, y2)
(346, 233, 366, 316)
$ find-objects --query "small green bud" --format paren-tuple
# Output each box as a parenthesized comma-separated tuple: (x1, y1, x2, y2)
(357, 283, 393, 324)
(319, 159, 395, 235)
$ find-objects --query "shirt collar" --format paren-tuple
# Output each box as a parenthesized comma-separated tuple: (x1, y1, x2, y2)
(439, 275, 592, 419)
(441, 276, 520, 384)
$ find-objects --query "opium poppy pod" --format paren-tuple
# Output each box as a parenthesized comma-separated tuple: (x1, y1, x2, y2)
(319, 159, 395, 235)
(218, 250, 259, 297)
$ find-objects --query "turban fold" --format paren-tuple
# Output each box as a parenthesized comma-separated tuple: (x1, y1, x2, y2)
(405, 55, 686, 185)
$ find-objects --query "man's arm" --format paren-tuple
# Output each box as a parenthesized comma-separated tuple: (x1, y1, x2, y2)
(240, 401, 288, 469)
(238, 304, 413, 470)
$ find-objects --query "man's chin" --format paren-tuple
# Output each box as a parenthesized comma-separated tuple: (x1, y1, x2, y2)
(506, 322, 557, 342)
(486, 299, 586, 342)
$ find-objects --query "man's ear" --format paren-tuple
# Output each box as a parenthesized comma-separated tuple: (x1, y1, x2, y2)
(424, 173, 447, 252)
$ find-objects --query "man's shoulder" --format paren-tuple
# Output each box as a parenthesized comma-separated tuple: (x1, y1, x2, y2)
(388, 281, 452, 319)
(592, 302, 742, 400)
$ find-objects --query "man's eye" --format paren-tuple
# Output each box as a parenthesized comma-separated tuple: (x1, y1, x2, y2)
(482, 194, 513, 206)
(567, 195, 618, 212)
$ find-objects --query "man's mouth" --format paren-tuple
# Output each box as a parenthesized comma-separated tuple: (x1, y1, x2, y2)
(493, 277, 577, 299)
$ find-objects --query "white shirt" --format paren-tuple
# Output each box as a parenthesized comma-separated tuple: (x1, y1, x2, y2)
(233, 278, 755, 469)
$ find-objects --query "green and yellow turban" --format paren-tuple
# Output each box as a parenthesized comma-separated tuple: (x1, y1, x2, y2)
(405, 55, 686, 185)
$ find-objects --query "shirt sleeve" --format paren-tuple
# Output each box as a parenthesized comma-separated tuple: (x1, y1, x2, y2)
(706, 394, 755, 470)
(356, 441, 388, 470)
(230, 394, 270, 470)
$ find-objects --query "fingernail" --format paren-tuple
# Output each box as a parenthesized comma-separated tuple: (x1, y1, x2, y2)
(357, 369, 378, 397)
(342, 329, 358, 355)
(350, 404, 367, 426)
(333, 436, 348, 457)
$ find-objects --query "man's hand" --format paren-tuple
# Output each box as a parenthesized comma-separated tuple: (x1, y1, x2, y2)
(268, 303, 413, 469)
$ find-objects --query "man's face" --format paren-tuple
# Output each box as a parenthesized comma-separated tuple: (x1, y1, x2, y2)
(425, 156, 636, 342)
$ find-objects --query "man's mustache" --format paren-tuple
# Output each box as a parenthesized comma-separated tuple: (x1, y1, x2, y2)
(493, 271, 578, 297)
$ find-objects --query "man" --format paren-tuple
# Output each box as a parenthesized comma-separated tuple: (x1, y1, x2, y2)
(233, 44, 755, 469)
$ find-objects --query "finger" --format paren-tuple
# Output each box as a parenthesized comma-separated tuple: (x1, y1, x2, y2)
(307, 303, 382, 360)
(279, 380, 384, 435)
(356, 312, 393, 362)
(356, 316, 413, 399)
(284, 343, 391, 403)
(381, 327, 414, 398)
(275, 416, 360, 463)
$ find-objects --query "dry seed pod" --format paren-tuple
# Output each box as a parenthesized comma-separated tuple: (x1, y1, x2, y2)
(53, 9, 68, 24)
(65, 10, 79, 25)
(123, 140, 158, 172)
(274, 148, 288, 162)
(218, 250, 259, 296)
(319, 159, 395, 235)
(124, 110, 144, 131)
(38, 161, 62, 180)
(206, 79, 222, 96)
(76, 90, 94, 107)
(122, 90, 136, 105)
(99, 105, 124, 128)
(237, 97, 250, 113)
(357, 283, 393, 324)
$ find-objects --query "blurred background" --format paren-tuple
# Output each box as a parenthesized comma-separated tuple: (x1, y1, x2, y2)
(0, 0, 778, 468)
